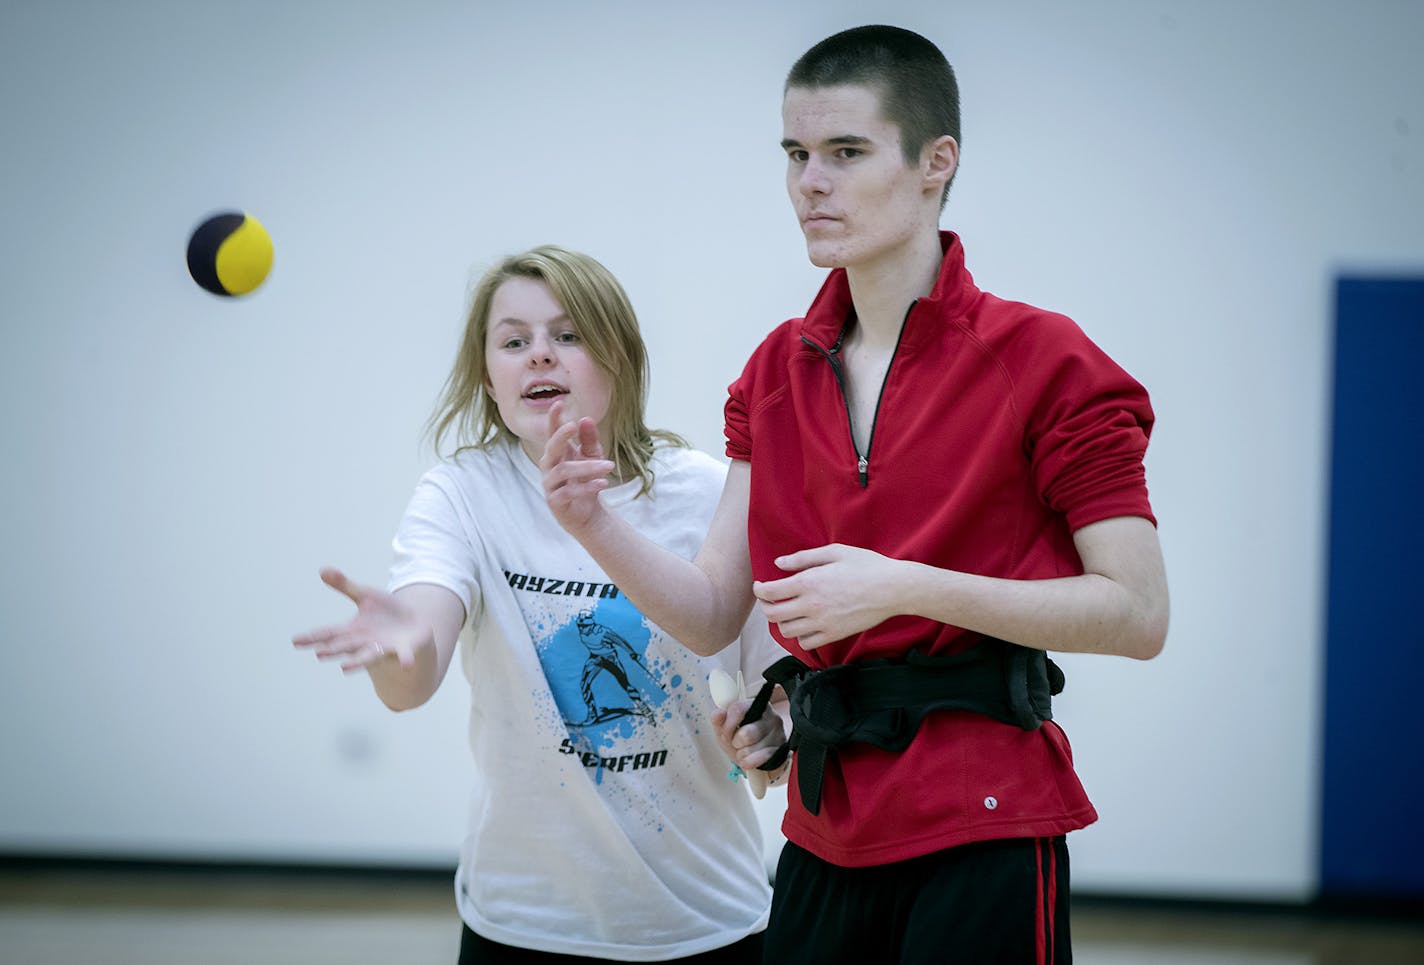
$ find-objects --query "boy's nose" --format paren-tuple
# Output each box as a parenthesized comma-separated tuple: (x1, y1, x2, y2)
(798, 157, 830, 196)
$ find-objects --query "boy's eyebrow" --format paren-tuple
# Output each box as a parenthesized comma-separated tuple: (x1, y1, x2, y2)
(780, 134, 873, 150)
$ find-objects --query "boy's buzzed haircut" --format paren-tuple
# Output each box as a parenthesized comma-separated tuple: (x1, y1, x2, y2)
(787, 24, 961, 200)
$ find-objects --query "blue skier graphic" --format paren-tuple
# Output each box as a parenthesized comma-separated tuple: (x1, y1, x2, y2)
(568, 609, 663, 727)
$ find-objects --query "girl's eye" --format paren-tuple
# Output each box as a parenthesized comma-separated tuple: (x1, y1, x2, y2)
(556, 331, 580, 344)
(502, 337, 526, 350)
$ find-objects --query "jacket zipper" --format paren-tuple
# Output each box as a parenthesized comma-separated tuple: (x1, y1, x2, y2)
(800, 300, 917, 488)
(800, 335, 864, 484)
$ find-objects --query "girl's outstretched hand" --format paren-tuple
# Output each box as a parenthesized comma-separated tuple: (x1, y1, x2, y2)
(540, 400, 616, 535)
(292, 568, 431, 673)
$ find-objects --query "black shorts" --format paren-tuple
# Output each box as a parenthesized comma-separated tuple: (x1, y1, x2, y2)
(457, 923, 764, 964)
(765, 836, 1071, 965)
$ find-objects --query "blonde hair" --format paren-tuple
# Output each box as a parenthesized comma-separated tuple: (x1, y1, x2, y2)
(427, 245, 685, 494)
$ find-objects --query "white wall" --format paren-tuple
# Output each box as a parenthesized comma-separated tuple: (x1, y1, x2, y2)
(1, 0, 1420, 901)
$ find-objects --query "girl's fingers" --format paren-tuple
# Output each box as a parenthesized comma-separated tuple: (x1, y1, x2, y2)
(319, 567, 366, 605)
(577, 418, 602, 458)
(540, 420, 582, 472)
(309, 628, 371, 659)
(292, 626, 338, 647)
(340, 641, 387, 673)
(295, 616, 367, 649)
(739, 746, 774, 769)
(561, 462, 615, 485)
(546, 399, 569, 439)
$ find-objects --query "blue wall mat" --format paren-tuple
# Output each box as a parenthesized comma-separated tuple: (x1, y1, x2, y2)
(1321, 276, 1424, 898)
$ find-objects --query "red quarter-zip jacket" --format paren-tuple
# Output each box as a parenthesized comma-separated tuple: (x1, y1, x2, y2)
(725, 232, 1155, 866)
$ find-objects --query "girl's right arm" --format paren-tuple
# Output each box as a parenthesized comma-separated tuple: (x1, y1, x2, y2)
(540, 409, 756, 657)
(293, 568, 466, 711)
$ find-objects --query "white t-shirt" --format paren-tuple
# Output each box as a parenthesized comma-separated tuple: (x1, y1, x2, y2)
(389, 437, 777, 960)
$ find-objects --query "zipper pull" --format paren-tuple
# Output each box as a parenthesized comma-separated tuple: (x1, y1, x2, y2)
(858, 455, 868, 487)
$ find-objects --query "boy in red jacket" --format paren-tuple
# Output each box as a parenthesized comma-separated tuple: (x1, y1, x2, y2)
(543, 24, 1168, 964)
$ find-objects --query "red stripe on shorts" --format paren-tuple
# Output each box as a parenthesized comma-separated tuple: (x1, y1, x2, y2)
(1044, 838, 1058, 963)
(1035, 839, 1047, 964)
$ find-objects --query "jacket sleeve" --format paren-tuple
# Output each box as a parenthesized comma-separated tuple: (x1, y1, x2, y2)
(725, 322, 797, 463)
(1015, 313, 1157, 532)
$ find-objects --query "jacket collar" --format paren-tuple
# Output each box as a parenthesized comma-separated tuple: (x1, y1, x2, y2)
(799, 231, 980, 350)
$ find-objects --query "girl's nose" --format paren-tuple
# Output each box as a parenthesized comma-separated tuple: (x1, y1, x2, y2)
(528, 333, 555, 365)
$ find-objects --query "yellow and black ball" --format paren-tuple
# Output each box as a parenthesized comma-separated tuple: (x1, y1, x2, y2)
(186, 211, 273, 297)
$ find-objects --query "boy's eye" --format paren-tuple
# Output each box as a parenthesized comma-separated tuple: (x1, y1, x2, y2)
(836, 147, 862, 159)
(787, 149, 809, 163)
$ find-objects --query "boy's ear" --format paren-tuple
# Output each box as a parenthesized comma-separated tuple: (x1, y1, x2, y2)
(924, 135, 959, 192)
